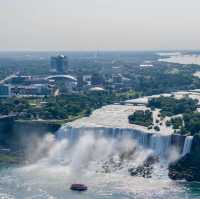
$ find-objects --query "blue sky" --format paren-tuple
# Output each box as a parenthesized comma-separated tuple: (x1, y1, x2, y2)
(0, 0, 200, 50)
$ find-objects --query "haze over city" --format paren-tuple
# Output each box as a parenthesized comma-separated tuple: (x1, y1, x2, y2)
(0, 0, 200, 51)
(1, 0, 200, 198)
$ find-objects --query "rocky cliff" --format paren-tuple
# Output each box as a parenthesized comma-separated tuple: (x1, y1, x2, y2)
(169, 134, 200, 182)
(0, 118, 60, 150)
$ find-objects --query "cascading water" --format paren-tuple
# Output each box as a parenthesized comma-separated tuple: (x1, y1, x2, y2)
(57, 126, 178, 158)
(0, 127, 196, 198)
(149, 134, 171, 157)
(182, 136, 193, 156)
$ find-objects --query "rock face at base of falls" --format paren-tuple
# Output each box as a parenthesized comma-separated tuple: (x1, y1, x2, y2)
(129, 155, 159, 178)
(169, 135, 200, 182)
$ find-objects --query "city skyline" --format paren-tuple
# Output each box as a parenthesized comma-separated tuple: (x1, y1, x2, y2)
(0, 0, 200, 51)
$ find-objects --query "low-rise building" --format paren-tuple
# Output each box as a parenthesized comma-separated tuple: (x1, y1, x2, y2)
(45, 75, 77, 93)
(83, 75, 92, 85)
(0, 84, 11, 97)
(10, 84, 52, 97)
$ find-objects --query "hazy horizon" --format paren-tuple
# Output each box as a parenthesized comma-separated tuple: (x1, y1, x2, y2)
(1, 0, 200, 51)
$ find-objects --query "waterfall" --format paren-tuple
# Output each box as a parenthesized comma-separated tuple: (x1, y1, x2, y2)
(182, 136, 193, 156)
(149, 134, 171, 156)
(56, 125, 179, 158)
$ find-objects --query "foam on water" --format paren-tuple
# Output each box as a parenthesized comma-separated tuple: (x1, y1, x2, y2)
(0, 133, 194, 199)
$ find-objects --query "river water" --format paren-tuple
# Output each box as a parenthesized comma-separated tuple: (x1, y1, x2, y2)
(0, 133, 199, 199)
(158, 53, 200, 65)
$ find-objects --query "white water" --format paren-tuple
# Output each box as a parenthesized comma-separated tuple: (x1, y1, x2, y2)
(57, 126, 177, 158)
(182, 136, 193, 156)
(0, 128, 195, 198)
(0, 133, 184, 198)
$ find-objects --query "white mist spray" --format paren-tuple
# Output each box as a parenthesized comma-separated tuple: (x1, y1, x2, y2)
(21, 133, 154, 177)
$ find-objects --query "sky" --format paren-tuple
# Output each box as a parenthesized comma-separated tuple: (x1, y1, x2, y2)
(0, 0, 200, 51)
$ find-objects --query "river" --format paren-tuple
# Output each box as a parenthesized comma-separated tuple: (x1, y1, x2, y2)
(158, 53, 200, 65)
(0, 97, 200, 198)
(0, 132, 199, 199)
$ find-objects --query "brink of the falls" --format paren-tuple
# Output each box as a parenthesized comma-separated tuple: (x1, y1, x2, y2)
(57, 104, 193, 158)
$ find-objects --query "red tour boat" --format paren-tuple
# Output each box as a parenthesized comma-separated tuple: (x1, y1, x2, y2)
(70, 184, 88, 191)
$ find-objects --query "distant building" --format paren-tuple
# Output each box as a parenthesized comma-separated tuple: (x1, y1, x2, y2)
(77, 74, 92, 90)
(0, 84, 10, 97)
(7, 76, 47, 86)
(50, 54, 68, 74)
(91, 73, 105, 86)
(45, 75, 77, 93)
(83, 75, 92, 84)
(112, 75, 122, 84)
(89, 87, 105, 92)
(140, 64, 153, 67)
(10, 84, 51, 97)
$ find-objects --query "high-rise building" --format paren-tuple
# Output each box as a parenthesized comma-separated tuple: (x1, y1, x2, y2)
(50, 54, 68, 74)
